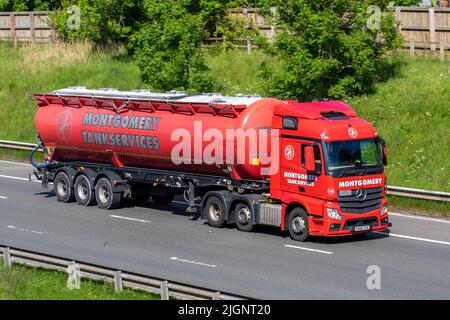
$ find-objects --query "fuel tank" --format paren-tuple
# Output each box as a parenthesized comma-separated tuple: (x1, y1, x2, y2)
(34, 88, 279, 180)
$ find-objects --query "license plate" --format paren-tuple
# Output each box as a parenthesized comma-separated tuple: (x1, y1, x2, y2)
(354, 225, 371, 232)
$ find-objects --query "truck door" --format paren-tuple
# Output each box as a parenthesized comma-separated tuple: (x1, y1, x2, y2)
(280, 138, 324, 197)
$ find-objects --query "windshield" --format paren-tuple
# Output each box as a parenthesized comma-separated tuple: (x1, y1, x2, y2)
(324, 138, 382, 172)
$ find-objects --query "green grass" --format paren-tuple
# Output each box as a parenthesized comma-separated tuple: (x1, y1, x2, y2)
(0, 261, 159, 300)
(347, 56, 450, 193)
(388, 195, 450, 218)
(0, 42, 144, 144)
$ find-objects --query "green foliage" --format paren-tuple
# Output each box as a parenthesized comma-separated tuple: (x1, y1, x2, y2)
(0, 261, 159, 300)
(0, 0, 61, 11)
(50, 0, 141, 44)
(259, 0, 402, 101)
(391, 0, 420, 6)
(128, 0, 234, 92)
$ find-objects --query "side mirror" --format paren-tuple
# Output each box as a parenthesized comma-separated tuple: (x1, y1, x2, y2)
(304, 145, 316, 172)
(381, 139, 388, 166)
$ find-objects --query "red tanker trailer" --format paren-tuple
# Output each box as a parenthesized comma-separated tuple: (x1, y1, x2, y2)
(32, 87, 391, 241)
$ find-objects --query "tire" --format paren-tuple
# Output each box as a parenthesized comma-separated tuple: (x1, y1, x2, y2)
(95, 177, 121, 210)
(74, 174, 96, 206)
(287, 208, 309, 242)
(204, 196, 226, 228)
(54, 171, 75, 203)
(151, 194, 174, 205)
(234, 202, 255, 232)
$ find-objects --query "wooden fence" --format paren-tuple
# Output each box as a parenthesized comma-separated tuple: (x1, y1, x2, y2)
(395, 6, 450, 52)
(0, 11, 55, 46)
(0, 7, 449, 54)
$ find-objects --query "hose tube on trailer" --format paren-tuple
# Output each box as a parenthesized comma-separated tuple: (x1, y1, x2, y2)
(29, 136, 52, 170)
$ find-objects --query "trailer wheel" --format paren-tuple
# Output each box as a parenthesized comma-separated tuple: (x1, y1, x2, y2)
(95, 177, 121, 210)
(204, 196, 226, 228)
(234, 202, 255, 232)
(288, 208, 309, 242)
(74, 174, 96, 206)
(151, 194, 174, 205)
(54, 172, 75, 203)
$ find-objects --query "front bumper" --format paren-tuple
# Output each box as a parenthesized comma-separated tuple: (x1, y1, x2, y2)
(309, 207, 391, 237)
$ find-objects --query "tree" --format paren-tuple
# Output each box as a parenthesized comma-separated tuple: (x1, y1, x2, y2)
(0, 0, 61, 11)
(128, 0, 233, 93)
(259, 0, 402, 101)
(50, 0, 142, 44)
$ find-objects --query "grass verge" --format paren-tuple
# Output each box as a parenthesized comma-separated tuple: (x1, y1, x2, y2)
(0, 260, 159, 300)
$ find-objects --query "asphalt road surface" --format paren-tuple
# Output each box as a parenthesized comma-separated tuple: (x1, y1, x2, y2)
(0, 160, 449, 299)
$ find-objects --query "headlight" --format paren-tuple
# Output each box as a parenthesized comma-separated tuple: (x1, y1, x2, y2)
(380, 206, 388, 216)
(327, 208, 342, 221)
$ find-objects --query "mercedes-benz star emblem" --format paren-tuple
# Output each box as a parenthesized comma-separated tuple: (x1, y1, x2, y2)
(356, 188, 367, 201)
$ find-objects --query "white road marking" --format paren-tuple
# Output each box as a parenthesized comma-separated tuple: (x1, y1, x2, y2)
(390, 212, 450, 224)
(173, 200, 200, 206)
(284, 244, 334, 255)
(109, 215, 151, 223)
(0, 174, 44, 184)
(0, 196, 7, 199)
(170, 256, 217, 268)
(0, 174, 29, 181)
(375, 232, 450, 246)
(0, 160, 31, 166)
(7, 225, 45, 235)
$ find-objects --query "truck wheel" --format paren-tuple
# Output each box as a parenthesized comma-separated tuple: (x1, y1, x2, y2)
(95, 177, 121, 210)
(151, 194, 174, 205)
(54, 172, 75, 203)
(288, 208, 309, 242)
(204, 196, 226, 228)
(74, 174, 96, 206)
(234, 202, 255, 232)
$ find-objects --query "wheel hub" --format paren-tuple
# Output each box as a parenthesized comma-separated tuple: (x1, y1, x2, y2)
(98, 185, 109, 203)
(57, 180, 67, 196)
(237, 206, 251, 225)
(291, 216, 305, 234)
(209, 203, 221, 222)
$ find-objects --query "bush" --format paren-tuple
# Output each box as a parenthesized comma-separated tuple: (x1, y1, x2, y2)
(50, 0, 141, 44)
(260, 0, 402, 101)
(128, 0, 233, 92)
(0, 0, 61, 11)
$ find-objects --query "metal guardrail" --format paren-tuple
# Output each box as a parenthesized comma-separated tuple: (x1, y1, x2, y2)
(0, 245, 252, 300)
(0, 139, 40, 151)
(0, 139, 449, 202)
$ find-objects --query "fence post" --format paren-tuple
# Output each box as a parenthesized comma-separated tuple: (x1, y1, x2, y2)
(30, 12, 36, 44)
(395, 7, 402, 33)
(247, 39, 252, 55)
(4, 247, 11, 268)
(410, 39, 415, 58)
(114, 271, 123, 292)
(10, 13, 17, 49)
(429, 8, 436, 51)
(160, 280, 169, 300)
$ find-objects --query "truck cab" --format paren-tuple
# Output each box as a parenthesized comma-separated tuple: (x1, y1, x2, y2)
(269, 100, 390, 241)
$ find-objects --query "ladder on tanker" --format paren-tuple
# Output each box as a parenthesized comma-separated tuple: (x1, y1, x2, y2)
(34, 87, 262, 117)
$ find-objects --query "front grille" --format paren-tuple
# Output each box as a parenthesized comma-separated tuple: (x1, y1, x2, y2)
(343, 217, 378, 231)
(338, 187, 382, 214)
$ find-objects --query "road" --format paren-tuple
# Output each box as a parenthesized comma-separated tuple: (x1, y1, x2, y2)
(0, 160, 449, 299)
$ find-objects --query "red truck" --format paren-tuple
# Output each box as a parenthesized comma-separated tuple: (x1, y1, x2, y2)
(32, 87, 391, 242)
